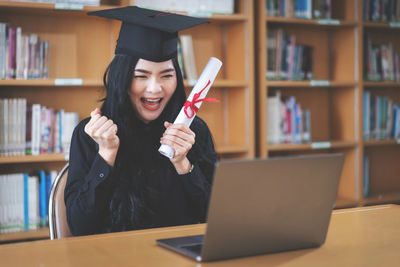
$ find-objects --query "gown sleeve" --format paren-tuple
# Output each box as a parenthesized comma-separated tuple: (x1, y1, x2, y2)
(179, 117, 217, 222)
(64, 118, 115, 236)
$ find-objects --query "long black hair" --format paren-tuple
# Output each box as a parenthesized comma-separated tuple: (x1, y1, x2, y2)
(99, 54, 188, 232)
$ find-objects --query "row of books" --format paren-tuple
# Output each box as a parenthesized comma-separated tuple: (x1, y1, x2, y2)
(0, 23, 49, 80)
(363, 0, 400, 22)
(0, 170, 57, 234)
(267, 91, 311, 144)
(267, 28, 313, 80)
(363, 91, 400, 140)
(266, 0, 332, 19)
(0, 98, 79, 157)
(10, 0, 100, 6)
(135, 0, 234, 15)
(364, 35, 400, 82)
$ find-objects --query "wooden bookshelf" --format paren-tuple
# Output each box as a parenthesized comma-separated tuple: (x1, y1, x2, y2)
(184, 79, 249, 88)
(363, 21, 400, 29)
(256, 0, 359, 209)
(256, 0, 400, 209)
(335, 198, 358, 209)
(0, 0, 118, 14)
(361, 0, 400, 207)
(364, 139, 400, 147)
(0, 228, 49, 244)
(268, 141, 357, 152)
(265, 16, 357, 27)
(0, 0, 120, 243)
(364, 81, 400, 87)
(178, 0, 255, 159)
(266, 80, 357, 88)
(0, 154, 66, 164)
(361, 192, 400, 206)
(0, 0, 254, 242)
(0, 79, 104, 87)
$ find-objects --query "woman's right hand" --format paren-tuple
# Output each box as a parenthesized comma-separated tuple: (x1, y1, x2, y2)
(84, 108, 120, 166)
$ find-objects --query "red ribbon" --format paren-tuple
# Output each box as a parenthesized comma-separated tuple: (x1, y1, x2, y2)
(183, 80, 219, 118)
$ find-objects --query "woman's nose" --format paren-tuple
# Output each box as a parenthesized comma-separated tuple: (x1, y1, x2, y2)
(145, 78, 162, 93)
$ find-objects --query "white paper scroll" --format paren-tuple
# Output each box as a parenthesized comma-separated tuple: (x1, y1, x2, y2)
(158, 57, 222, 158)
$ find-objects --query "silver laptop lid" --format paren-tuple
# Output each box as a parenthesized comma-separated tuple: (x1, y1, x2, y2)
(201, 154, 344, 261)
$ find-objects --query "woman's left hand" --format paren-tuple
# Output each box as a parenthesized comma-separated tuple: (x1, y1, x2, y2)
(161, 122, 195, 174)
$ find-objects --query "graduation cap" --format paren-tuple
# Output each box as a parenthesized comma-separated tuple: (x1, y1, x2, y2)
(88, 6, 209, 62)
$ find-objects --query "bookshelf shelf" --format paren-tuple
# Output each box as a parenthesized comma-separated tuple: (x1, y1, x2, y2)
(361, 193, 400, 206)
(179, 13, 249, 22)
(0, 154, 67, 164)
(267, 141, 357, 152)
(0, 1, 118, 14)
(363, 22, 400, 29)
(0, 228, 49, 243)
(364, 139, 400, 147)
(335, 198, 358, 209)
(0, 79, 104, 87)
(363, 81, 400, 87)
(265, 17, 357, 27)
(184, 79, 249, 88)
(208, 14, 249, 22)
(266, 80, 356, 88)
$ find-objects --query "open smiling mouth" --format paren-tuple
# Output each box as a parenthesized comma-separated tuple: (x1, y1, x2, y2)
(141, 97, 163, 111)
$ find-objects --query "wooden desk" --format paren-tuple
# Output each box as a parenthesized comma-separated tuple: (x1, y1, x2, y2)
(1, 205, 399, 266)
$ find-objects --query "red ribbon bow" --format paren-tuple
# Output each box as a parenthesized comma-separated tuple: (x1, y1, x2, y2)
(183, 80, 219, 118)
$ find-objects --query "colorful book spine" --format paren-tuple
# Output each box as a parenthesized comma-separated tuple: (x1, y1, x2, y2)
(7, 27, 16, 79)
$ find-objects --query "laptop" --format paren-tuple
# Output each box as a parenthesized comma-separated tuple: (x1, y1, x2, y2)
(157, 153, 344, 262)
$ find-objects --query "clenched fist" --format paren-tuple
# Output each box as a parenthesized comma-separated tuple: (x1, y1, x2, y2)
(84, 108, 119, 166)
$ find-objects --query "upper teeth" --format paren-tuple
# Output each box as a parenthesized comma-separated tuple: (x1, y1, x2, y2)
(145, 98, 160, 103)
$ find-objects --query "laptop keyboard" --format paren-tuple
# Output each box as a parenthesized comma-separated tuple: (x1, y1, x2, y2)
(180, 243, 203, 254)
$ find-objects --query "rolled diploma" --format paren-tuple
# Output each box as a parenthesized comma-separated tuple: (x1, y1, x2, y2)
(158, 57, 222, 158)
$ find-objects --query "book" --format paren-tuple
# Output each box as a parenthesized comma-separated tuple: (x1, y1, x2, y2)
(3, 99, 9, 156)
(25, 103, 32, 155)
(267, 91, 282, 144)
(179, 35, 198, 83)
(31, 103, 41, 156)
(302, 109, 311, 142)
(0, 23, 7, 79)
(15, 27, 23, 79)
(62, 112, 79, 154)
(266, 29, 277, 79)
(7, 27, 16, 79)
(27, 174, 39, 230)
(363, 91, 371, 140)
(363, 155, 370, 197)
(28, 34, 39, 79)
(39, 170, 46, 227)
(40, 41, 49, 79)
(176, 40, 185, 79)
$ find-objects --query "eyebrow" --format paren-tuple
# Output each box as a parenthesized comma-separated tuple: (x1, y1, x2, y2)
(134, 68, 175, 74)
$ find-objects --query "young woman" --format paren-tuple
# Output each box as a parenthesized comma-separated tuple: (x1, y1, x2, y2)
(64, 7, 217, 236)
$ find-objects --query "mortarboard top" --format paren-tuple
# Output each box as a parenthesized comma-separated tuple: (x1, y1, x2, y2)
(88, 6, 209, 62)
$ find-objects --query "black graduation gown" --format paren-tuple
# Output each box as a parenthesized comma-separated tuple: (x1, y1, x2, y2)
(65, 116, 217, 236)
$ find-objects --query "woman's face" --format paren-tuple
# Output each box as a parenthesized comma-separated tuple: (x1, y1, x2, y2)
(130, 58, 177, 123)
